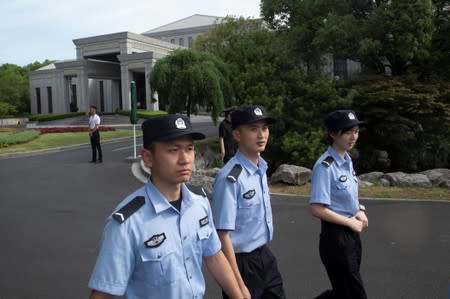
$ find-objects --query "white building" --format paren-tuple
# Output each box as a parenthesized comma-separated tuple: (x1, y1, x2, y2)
(28, 14, 223, 115)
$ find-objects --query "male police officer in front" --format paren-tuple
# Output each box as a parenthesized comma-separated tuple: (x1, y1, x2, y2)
(212, 105, 286, 299)
(88, 115, 245, 299)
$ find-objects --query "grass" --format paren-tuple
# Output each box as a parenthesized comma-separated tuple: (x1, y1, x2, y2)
(270, 183, 450, 201)
(0, 130, 41, 146)
(0, 130, 140, 154)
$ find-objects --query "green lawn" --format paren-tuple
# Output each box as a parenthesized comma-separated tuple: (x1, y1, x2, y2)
(0, 130, 141, 154)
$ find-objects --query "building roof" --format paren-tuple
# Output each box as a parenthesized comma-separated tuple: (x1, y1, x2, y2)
(142, 14, 223, 34)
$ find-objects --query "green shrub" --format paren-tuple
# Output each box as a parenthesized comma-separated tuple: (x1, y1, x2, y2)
(28, 112, 85, 122)
(118, 109, 167, 120)
(0, 102, 18, 117)
(0, 130, 41, 147)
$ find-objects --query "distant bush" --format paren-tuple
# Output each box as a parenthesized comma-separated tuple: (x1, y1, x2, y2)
(29, 112, 85, 122)
(36, 126, 115, 134)
(0, 130, 41, 147)
(118, 109, 167, 120)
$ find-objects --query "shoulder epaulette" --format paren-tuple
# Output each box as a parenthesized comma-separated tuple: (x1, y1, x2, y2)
(321, 156, 334, 168)
(113, 196, 145, 224)
(226, 164, 242, 183)
(186, 184, 207, 197)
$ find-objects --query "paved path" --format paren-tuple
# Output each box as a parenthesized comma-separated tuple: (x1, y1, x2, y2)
(0, 140, 449, 299)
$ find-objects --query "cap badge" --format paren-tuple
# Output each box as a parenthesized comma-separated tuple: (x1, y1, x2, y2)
(175, 118, 186, 129)
(254, 108, 263, 116)
(348, 112, 356, 120)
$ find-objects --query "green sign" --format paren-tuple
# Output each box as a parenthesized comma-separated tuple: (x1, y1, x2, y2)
(130, 81, 138, 124)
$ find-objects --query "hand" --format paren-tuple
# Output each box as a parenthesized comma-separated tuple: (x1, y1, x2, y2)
(347, 217, 364, 233)
(356, 210, 369, 228)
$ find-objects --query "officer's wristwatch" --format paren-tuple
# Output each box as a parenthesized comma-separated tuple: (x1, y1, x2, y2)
(359, 204, 366, 212)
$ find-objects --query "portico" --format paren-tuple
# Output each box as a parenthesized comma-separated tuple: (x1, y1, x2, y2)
(29, 32, 178, 114)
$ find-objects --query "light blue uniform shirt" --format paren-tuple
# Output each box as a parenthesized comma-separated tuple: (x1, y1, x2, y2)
(310, 146, 360, 217)
(212, 150, 274, 253)
(88, 180, 221, 299)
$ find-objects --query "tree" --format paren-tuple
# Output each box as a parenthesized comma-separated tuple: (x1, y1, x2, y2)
(0, 64, 29, 113)
(359, 0, 434, 75)
(350, 76, 450, 171)
(195, 16, 351, 167)
(0, 60, 54, 114)
(149, 49, 232, 123)
(261, 0, 435, 76)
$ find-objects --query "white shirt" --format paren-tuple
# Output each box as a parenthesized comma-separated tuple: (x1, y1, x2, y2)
(89, 114, 101, 129)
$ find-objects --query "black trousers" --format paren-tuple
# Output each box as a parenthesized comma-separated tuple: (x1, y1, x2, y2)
(90, 131, 102, 161)
(222, 245, 285, 299)
(315, 221, 367, 299)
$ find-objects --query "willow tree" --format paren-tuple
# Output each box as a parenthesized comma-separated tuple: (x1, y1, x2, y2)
(150, 49, 233, 124)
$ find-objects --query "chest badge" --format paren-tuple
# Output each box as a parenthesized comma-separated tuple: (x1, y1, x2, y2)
(199, 216, 209, 227)
(145, 233, 166, 248)
(243, 189, 256, 199)
(338, 175, 347, 182)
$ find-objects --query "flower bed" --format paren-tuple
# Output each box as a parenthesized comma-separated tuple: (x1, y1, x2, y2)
(36, 126, 116, 134)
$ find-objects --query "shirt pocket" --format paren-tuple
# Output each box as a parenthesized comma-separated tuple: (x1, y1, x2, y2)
(138, 247, 178, 287)
(236, 194, 261, 224)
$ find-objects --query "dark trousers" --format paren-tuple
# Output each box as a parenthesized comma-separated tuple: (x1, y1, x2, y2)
(90, 131, 102, 161)
(222, 245, 285, 299)
(315, 221, 367, 299)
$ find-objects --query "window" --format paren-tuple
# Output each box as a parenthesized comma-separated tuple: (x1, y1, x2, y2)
(47, 86, 53, 113)
(36, 88, 41, 114)
(170, 38, 175, 44)
(179, 38, 184, 46)
(71, 84, 77, 107)
(99, 81, 105, 112)
(188, 36, 193, 48)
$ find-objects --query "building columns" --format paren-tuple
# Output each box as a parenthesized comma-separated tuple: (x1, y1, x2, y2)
(120, 63, 133, 110)
(145, 60, 158, 111)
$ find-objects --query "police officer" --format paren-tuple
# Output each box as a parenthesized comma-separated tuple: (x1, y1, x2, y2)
(88, 105, 102, 163)
(88, 114, 244, 299)
(212, 105, 286, 299)
(310, 110, 369, 299)
(219, 107, 237, 163)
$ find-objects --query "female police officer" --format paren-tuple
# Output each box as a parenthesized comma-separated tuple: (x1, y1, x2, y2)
(310, 110, 369, 299)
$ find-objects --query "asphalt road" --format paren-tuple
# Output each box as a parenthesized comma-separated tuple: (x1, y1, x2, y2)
(0, 138, 449, 299)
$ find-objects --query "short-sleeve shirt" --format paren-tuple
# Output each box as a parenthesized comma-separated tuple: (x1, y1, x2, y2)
(89, 114, 101, 129)
(310, 146, 360, 217)
(88, 180, 221, 299)
(212, 150, 273, 253)
(218, 119, 236, 158)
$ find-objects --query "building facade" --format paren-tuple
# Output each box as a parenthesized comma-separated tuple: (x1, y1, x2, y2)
(28, 15, 222, 115)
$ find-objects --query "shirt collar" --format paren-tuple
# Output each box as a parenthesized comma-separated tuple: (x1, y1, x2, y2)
(144, 179, 192, 214)
(327, 146, 351, 166)
(235, 149, 268, 175)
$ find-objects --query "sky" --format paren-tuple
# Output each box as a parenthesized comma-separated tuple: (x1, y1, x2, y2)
(0, 0, 262, 66)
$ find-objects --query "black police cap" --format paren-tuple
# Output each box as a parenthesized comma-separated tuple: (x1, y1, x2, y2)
(142, 114, 205, 144)
(231, 105, 276, 130)
(325, 110, 367, 132)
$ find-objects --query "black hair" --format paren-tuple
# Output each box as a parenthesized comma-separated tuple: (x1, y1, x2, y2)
(327, 126, 358, 145)
(90, 105, 97, 110)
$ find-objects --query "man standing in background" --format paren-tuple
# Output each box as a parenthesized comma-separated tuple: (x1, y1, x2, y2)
(88, 105, 102, 163)
(219, 107, 236, 164)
